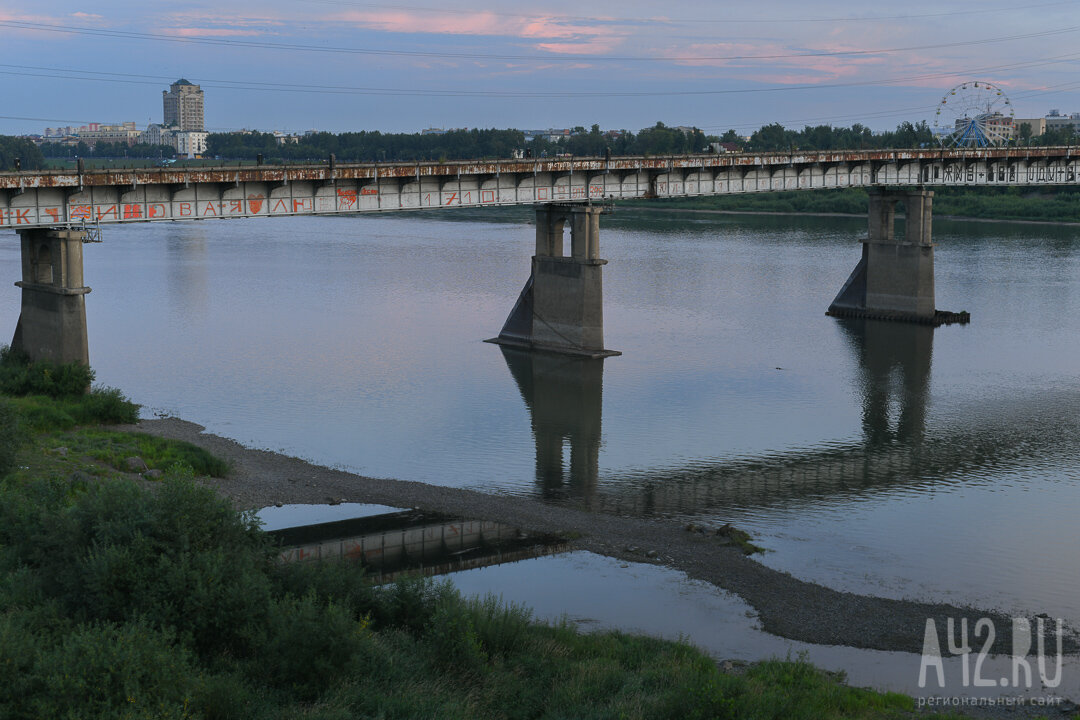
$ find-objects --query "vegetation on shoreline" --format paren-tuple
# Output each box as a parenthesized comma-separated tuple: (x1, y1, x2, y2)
(0, 352, 984, 718)
(0, 475, 930, 719)
(629, 185, 1080, 224)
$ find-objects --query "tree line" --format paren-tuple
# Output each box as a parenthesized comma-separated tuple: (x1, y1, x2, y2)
(38, 141, 175, 160)
(6, 117, 1080, 169)
(741, 121, 936, 151)
(204, 123, 709, 163)
(0, 137, 45, 171)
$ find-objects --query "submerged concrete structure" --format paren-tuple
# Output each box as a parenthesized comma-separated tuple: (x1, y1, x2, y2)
(489, 203, 617, 357)
(10, 228, 90, 364)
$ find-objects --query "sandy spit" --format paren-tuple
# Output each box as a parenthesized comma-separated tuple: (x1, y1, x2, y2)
(126, 417, 1075, 657)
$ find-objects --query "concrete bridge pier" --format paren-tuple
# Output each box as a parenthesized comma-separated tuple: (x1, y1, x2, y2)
(11, 228, 91, 364)
(488, 203, 620, 357)
(828, 188, 966, 325)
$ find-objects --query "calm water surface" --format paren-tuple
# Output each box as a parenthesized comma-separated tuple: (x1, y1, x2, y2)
(4, 207, 1078, 623)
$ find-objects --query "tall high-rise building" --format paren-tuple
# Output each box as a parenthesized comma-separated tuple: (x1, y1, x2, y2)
(162, 79, 204, 131)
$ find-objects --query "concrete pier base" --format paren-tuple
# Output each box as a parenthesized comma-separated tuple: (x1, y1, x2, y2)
(11, 228, 91, 364)
(488, 204, 620, 357)
(827, 188, 967, 326)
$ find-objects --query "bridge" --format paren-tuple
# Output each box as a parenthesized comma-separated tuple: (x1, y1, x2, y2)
(3, 147, 1078, 364)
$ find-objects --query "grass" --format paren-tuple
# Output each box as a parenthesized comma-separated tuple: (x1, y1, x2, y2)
(0, 349, 227, 482)
(716, 524, 766, 555)
(46, 427, 228, 477)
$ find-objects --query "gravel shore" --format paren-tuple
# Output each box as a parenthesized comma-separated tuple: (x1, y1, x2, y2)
(128, 417, 1076, 658)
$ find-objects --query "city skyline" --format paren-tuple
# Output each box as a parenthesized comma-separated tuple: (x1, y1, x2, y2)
(2, 1, 1080, 136)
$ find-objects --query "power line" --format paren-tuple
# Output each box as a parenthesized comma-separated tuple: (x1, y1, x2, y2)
(299, 0, 1076, 25)
(9, 81, 1080, 137)
(0, 19, 1077, 63)
(3, 52, 1080, 100)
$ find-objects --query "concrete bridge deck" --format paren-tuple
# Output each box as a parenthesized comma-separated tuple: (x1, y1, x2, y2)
(1, 147, 1078, 230)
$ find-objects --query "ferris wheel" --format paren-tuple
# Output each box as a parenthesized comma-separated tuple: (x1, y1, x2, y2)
(933, 81, 1015, 147)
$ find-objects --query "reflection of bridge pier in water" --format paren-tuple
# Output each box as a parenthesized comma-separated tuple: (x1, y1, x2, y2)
(839, 317, 934, 446)
(499, 347, 604, 504)
(497, 319, 940, 510)
(498, 311, 1080, 519)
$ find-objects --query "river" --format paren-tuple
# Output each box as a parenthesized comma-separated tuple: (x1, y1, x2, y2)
(4, 205, 1078, 632)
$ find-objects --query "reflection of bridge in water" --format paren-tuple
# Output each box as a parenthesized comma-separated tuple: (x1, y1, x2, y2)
(271, 510, 567, 582)
(500, 319, 1080, 518)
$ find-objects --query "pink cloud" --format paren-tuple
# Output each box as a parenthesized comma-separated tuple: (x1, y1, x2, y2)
(159, 10, 288, 29)
(160, 27, 267, 38)
(0, 10, 113, 35)
(0, 11, 86, 23)
(534, 39, 623, 55)
(329, 9, 625, 55)
(335, 10, 507, 36)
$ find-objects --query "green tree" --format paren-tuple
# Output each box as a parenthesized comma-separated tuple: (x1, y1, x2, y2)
(0, 137, 46, 171)
(1018, 122, 1033, 145)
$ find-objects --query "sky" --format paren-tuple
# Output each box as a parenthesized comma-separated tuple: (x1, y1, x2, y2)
(2, 0, 1079, 136)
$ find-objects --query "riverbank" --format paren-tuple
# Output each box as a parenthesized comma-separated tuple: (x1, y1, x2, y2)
(127, 417, 1077, 660)
(0, 364, 1069, 718)
(0, 386, 962, 720)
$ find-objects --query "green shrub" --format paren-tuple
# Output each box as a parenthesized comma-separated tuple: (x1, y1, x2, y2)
(427, 597, 487, 675)
(9, 396, 77, 432)
(464, 593, 533, 659)
(0, 476, 272, 658)
(0, 613, 43, 717)
(148, 477, 262, 553)
(6, 388, 140, 433)
(253, 592, 366, 699)
(271, 556, 378, 621)
(0, 346, 94, 398)
(0, 401, 20, 478)
(74, 386, 140, 424)
(29, 619, 197, 719)
(191, 672, 269, 720)
(374, 577, 457, 634)
(148, 547, 274, 657)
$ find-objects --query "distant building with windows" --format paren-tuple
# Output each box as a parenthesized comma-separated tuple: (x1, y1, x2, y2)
(175, 131, 208, 158)
(523, 128, 572, 142)
(76, 122, 141, 146)
(43, 126, 78, 139)
(140, 123, 176, 147)
(1014, 110, 1080, 137)
(163, 79, 204, 132)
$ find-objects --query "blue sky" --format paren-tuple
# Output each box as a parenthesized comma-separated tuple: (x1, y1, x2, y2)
(2, 1, 1079, 135)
